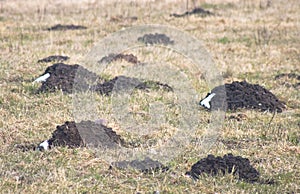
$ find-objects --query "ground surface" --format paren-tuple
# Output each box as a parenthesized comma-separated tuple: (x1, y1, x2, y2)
(0, 0, 299, 193)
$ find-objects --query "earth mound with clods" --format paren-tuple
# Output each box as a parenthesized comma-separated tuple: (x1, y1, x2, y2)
(40, 120, 124, 149)
(35, 63, 173, 95)
(36, 63, 101, 93)
(200, 81, 286, 112)
(186, 154, 260, 183)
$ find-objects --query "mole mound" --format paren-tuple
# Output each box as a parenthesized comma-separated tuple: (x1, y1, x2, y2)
(186, 154, 260, 183)
(35, 64, 172, 95)
(171, 7, 214, 18)
(98, 53, 140, 65)
(37, 120, 124, 150)
(37, 55, 69, 63)
(200, 81, 286, 112)
(36, 63, 101, 93)
(137, 33, 174, 45)
(111, 157, 169, 173)
(47, 24, 87, 31)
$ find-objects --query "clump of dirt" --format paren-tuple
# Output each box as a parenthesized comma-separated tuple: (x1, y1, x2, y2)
(42, 120, 124, 149)
(138, 33, 174, 45)
(111, 157, 168, 173)
(202, 81, 286, 113)
(171, 7, 214, 17)
(98, 53, 140, 65)
(93, 75, 173, 96)
(186, 154, 260, 183)
(47, 24, 87, 31)
(37, 55, 69, 63)
(36, 63, 101, 93)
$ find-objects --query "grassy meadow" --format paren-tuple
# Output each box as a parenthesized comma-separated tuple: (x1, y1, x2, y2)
(0, 0, 299, 193)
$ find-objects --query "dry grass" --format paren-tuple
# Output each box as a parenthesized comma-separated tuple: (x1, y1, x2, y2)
(0, 0, 299, 193)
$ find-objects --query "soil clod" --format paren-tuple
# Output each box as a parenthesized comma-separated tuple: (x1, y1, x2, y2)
(138, 33, 174, 45)
(186, 153, 260, 183)
(37, 55, 70, 63)
(47, 24, 87, 31)
(171, 7, 214, 17)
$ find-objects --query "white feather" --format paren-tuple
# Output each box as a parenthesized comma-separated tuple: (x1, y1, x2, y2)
(39, 140, 49, 150)
(200, 93, 216, 109)
(33, 73, 50, 83)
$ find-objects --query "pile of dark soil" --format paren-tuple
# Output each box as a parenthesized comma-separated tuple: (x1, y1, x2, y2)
(171, 7, 214, 17)
(47, 24, 87, 31)
(98, 53, 140, 65)
(92, 75, 173, 96)
(138, 33, 174, 45)
(186, 154, 260, 183)
(202, 81, 286, 112)
(40, 120, 123, 149)
(36, 63, 173, 94)
(111, 157, 168, 173)
(37, 55, 69, 63)
(36, 63, 101, 93)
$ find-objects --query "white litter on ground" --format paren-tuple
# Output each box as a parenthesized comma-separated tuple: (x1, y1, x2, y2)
(38, 140, 49, 150)
(200, 93, 216, 109)
(33, 73, 50, 83)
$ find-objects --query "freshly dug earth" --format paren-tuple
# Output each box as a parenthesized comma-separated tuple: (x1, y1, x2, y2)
(138, 33, 174, 45)
(98, 53, 140, 64)
(170, 7, 214, 17)
(36, 63, 101, 93)
(206, 81, 286, 112)
(43, 120, 124, 149)
(37, 55, 70, 63)
(36, 63, 172, 94)
(186, 153, 260, 183)
(111, 157, 168, 173)
(47, 24, 87, 31)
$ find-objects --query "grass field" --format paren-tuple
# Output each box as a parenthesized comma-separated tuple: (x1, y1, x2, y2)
(0, 0, 299, 193)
